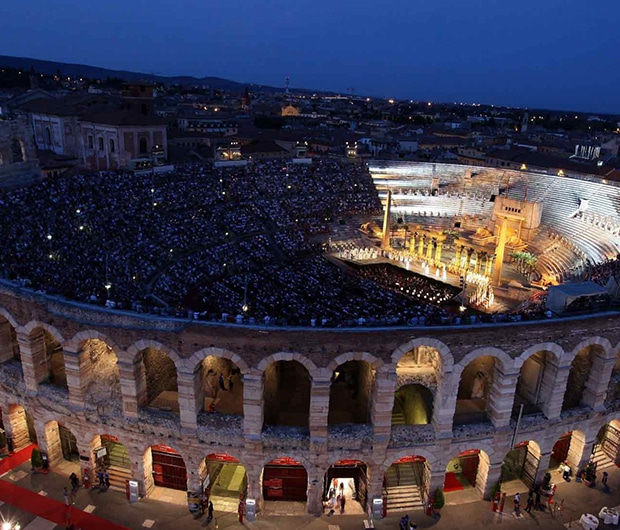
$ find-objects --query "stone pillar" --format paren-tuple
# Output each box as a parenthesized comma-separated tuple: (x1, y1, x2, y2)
(535, 450, 552, 484)
(177, 370, 198, 431)
(17, 330, 45, 392)
(485, 460, 503, 498)
(371, 367, 396, 445)
(63, 347, 87, 407)
(0, 320, 16, 363)
(432, 371, 457, 437)
(566, 431, 587, 472)
(306, 474, 323, 515)
(541, 363, 571, 420)
(309, 373, 330, 445)
(475, 451, 491, 499)
(428, 469, 446, 499)
(583, 352, 615, 410)
(243, 370, 264, 446)
(118, 357, 145, 419)
(488, 364, 520, 430)
(44, 420, 63, 467)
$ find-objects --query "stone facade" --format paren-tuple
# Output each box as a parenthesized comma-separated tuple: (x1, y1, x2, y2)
(0, 281, 619, 517)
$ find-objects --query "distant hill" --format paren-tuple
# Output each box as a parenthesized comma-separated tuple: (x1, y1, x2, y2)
(0, 54, 285, 92)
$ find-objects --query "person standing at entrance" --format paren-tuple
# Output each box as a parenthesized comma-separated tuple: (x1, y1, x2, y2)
(63, 487, 71, 506)
(562, 463, 570, 481)
(340, 494, 346, 514)
(104, 470, 110, 490)
(525, 493, 534, 513)
(219, 374, 226, 391)
(513, 492, 521, 515)
(602, 471, 609, 488)
(208, 500, 214, 521)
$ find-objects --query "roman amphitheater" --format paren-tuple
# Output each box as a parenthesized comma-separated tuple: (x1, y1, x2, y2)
(0, 160, 619, 519)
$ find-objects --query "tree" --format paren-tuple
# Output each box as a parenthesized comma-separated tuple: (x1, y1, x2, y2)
(432, 488, 445, 509)
(31, 447, 43, 469)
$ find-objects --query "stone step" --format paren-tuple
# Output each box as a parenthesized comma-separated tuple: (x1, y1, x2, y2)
(386, 484, 423, 512)
(106, 465, 132, 493)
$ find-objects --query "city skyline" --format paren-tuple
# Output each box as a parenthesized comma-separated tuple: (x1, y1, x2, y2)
(1, 0, 619, 114)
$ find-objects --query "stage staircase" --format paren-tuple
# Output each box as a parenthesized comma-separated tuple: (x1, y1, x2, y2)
(384, 464, 424, 513)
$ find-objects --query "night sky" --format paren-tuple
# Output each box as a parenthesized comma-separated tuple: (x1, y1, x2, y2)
(2, 0, 619, 113)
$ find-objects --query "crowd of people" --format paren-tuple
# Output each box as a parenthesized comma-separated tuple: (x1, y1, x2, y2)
(0, 156, 617, 328)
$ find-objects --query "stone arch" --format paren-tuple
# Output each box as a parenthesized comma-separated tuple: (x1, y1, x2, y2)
(455, 347, 512, 374)
(128, 341, 180, 413)
(185, 346, 249, 374)
(43, 419, 80, 467)
(262, 356, 312, 428)
(381, 448, 438, 472)
(515, 342, 563, 369)
(20, 320, 65, 343)
(142, 443, 189, 492)
(189, 348, 245, 416)
(563, 337, 614, 367)
(0, 309, 20, 363)
(126, 339, 182, 368)
(444, 447, 491, 499)
(391, 338, 454, 373)
(562, 338, 612, 411)
(514, 344, 563, 419)
(501, 439, 541, 490)
(66, 330, 123, 360)
(327, 351, 383, 372)
(257, 352, 317, 374)
(22, 323, 67, 389)
(328, 358, 376, 425)
(261, 455, 310, 503)
(202, 452, 249, 508)
(0, 307, 20, 330)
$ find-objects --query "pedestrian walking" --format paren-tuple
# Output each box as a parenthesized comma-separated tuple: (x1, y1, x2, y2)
(70, 472, 79, 492)
(340, 495, 346, 514)
(603, 471, 609, 489)
(514, 492, 521, 515)
(208, 500, 214, 521)
(63, 486, 70, 506)
(534, 487, 542, 510)
(525, 495, 534, 513)
(399, 515, 410, 530)
(219, 373, 226, 391)
(97, 469, 104, 488)
(104, 470, 110, 490)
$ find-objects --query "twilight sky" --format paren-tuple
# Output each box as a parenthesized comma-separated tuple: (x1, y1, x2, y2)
(1, 0, 619, 113)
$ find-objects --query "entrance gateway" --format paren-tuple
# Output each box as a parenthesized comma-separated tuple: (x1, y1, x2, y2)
(324, 460, 368, 513)
(151, 445, 187, 491)
(383, 455, 429, 514)
(263, 457, 307, 502)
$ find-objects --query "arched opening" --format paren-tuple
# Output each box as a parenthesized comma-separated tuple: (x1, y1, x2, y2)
(139, 137, 148, 154)
(263, 360, 310, 430)
(138, 347, 178, 413)
(11, 139, 24, 163)
(262, 457, 307, 507)
(606, 356, 620, 405)
(562, 345, 599, 411)
(328, 360, 374, 425)
(549, 430, 587, 480)
(500, 441, 540, 491)
(392, 384, 434, 425)
(82, 339, 121, 411)
(444, 449, 490, 500)
(28, 328, 67, 390)
(454, 356, 496, 425)
(144, 445, 187, 493)
(323, 460, 368, 514)
(514, 350, 557, 418)
(197, 356, 243, 416)
(593, 421, 620, 469)
(0, 315, 20, 364)
(91, 434, 131, 491)
(44, 420, 79, 467)
(8, 404, 37, 450)
(384, 456, 430, 514)
(393, 345, 442, 427)
(45, 127, 52, 145)
(202, 453, 248, 513)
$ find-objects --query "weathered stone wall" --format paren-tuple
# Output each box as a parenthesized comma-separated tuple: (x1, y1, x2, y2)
(1, 285, 620, 515)
(0, 116, 41, 188)
(564, 347, 595, 409)
(263, 362, 279, 426)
